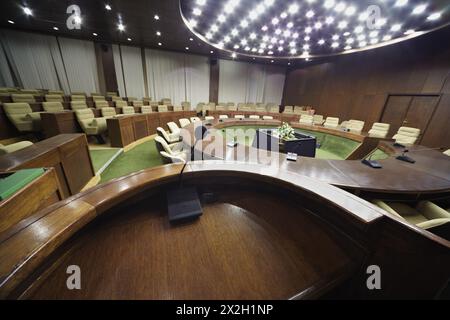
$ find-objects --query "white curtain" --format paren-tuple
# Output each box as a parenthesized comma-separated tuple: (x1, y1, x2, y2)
(218, 59, 286, 104)
(0, 29, 67, 91)
(112, 44, 126, 97)
(185, 54, 210, 108)
(58, 37, 99, 94)
(0, 41, 14, 87)
(119, 45, 145, 99)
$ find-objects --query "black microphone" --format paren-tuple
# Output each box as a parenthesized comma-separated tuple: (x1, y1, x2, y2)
(396, 147, 444, 164)
(361, 150, 382, 169)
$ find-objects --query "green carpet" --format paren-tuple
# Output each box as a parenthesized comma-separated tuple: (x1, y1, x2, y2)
(218, 125, 361, 160)
(89, 148, 121, 174)
(99, 140, 164, 183)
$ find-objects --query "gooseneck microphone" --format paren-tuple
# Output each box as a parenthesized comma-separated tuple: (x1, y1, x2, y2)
(396, 147, 444, 164)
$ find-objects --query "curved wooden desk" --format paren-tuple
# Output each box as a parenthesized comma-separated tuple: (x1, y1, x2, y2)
(181, 119, 450, 196)
(0, 163, 449, 299)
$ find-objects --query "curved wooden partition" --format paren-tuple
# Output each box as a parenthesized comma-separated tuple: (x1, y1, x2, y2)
(182, 119, 450, 197)
(0, 163, 449, 299)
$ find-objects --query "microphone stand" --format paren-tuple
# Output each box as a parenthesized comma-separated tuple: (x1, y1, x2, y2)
(396, 147, 444, 164)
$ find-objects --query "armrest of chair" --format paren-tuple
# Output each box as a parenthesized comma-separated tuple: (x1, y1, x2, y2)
(417, 218, 450, 230)
(160, 151, 186, 163)
(417, 201, 450, 220)
(25, 112, 42, 122)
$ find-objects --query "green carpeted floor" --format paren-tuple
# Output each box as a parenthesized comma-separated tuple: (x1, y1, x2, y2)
(99, 140, 164, 183)
(89, 148, 121, 174)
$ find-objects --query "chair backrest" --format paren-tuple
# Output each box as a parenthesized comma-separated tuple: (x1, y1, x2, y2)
(167, 122, 180, 134)
(179, 118, 191, 128)
(256, 104, 266, 112)
(71, 91, 85, 96)
(396, 126, 421, 137)
(3, 102, 32, 116)
(141, 106, 152, 114)
(115, 100, 128, 107)
(47, 90, 64, 95)
(143, 97, 152, 103)
(75, 108, 95, 121)
(371, 122, 390, 131)
(156, 127, 172, 143)
(42, 102, 64, 112)
(106, 91, 118, 97)
(190, 117, 201, 122)
(91, 92, 102, 97)
(313, 115, 324, 123)
(196, 103, 205, 112)
(127, 97, 137, 102)
(155, 136, 174, 155)
(237, 103, 246, 111)
(161, 98, 171, 105)
(158, 105, 168, 112)
(227, 103, 237, 111)
(246, 103, 256, 111)
(300, 114, 313, 123)
(95, 100, 109, 109)
(45, 94, 63, 102)
(101, 107, 116, 117)
(173, 106, 183, 112)
(207, 102, 216, 110)
(92, 96, 105, 101)
(283, 106, 294, 113)
(71, 94, 86, 101)
(132, 100, 143, 107)
(215, 104, 226, 111)
(349, 119, 365, 127)
(19, 89, 40, 94)
(111, 96, 123, 101)
(11, 94, 35, 103)
(219, 115, 229, 119)
(181, 101, 191, 110)
(325, 117, 339, 124)
(71, 101, 88, 110)
(122, 106, 135, 115)
(268, 104, 279, 113)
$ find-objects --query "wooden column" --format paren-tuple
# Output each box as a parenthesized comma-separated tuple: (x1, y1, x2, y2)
(209, 58, 219, 104)
(95, 43, 118, 94)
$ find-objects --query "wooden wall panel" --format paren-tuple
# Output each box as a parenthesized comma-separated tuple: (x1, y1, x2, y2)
(283, 26, 450, 148)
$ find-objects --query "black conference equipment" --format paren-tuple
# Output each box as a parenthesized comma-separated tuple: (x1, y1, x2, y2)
(166, 125, 208, 224)
(395, 147, 444, 164)
(361, 153, 383, 169)
(252, 129, 316, 157)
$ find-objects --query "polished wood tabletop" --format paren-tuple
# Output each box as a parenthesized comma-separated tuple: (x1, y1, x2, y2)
(181, 119, 450, 195)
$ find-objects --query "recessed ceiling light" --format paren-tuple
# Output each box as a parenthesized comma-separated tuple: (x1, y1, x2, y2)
(324, 0, 335, 9)
(205, 32, 212, 39)
(196, 0, 206, 5)
(105, 4, 112, 11)
(189, 38, 194, 41)
(306, 10, 315, 19)
(189, 19, 198, 27)
(53, 26, 59, 31)
(218, 14, 226, 23)
(210, 50, 214, 53)
(127, 38, 132, 41)
(154, 15, 160, 20)
(345, 6, 356, 16)
(288, 4, 299, 15)
(231, 53, 237, 58)
(344, 45, 352, 50)
(331, 42, 339, 48)
(93, 33, 98, 36)
(391, 24, 402, 32)
(412, 4, 427, 15)
(193, 8, 202, 16)
(280, 12, 287, 19)
(404, 29, 415, 35)
(156, 31, 161, 36)
(270, 60, 274, 63)
(318, 39, 325, 45)
(158, 42, 162, 46)
(7, 20, 14, 24)
(334, 2, 346, 13)
(185, 47, 189, 50)
(325, 16, 334, 24)
(261, 25, 268, 31)
(395, 0, 408, 7)
(288, 62, 291, 65)
(118, 23, 125, 31)
(427, 12, 442, 21)
(383, 35, 393, 41)
(23, 7, 32, 16)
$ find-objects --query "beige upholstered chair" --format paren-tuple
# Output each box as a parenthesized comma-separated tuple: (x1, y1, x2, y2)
(111, 96, 123, 102)
(132, 100, 143, 108)
(373, 200, 450, 230)
(256, 103, 266, 112)
(161, 98, 172, 106)
(237, 103, 246, 111)
(219, 115, 229, 119)
(95, 100, 109, 109)
(196, 103, 205, 113)
(91, 92, 102, 97)
(45, 94, 63, 102)
(268, 104, 279, 113)
(127, 97, 137, 102)
(179, 118, 191, 128)
(19, 89, 40, 94)
(262, 116, 274, 120)
(249, 115, 260, 119)
(167, 122, 181, 135)
(106, 91, 118, 97)
(294, 106, 305, 114)
(368, 123, 390, 138)
(226, 102, 236, 111)
(234, 115, 245, 120)
(143, 97, 152, 104)
(215, 104, 227, 111)
(156, 127, 180, 144)
(92, 96, 105, 102)
(283, 106, 294, 114)
(101, 107, 117, 118)
(392, 127, 421, 145)
(313, 115, 325, 125)
(3, 103, 41, 132)
(71, 91, 85, 96)
(71, 94, 86, 101)
(205, 116, 215, 121)
(0, 141, 33, 156)
(299, 114, 314, 126)
(190, 116, 201, 123)
(70, 101, 88, 110)
(115, 100, 128, 107)
(444, 149, 450, 157)
(122, 106, 135, 115)
(158, 105, 168, 112)
(246, 103, 257, 111)
(11, 94, 35, 103)
(173, 106, 183, 112)
(181, 101, 191, 110)
(42, 102, 64, 112)
(141, 106, 152, 114)
(346, 120, 365, 133)
(323, 117, 340, 129)
(47, 90, 64, 95)
(75, 109, 107, 136)
(155, 136, 186, 163)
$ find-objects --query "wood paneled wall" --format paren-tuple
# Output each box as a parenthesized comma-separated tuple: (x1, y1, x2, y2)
(283, 27, 450, 149)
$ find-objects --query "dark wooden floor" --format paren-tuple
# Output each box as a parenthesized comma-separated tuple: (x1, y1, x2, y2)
(30, 190, 355, 299)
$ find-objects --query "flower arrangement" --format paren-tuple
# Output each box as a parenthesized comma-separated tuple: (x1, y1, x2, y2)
(276, 122, 296, 141)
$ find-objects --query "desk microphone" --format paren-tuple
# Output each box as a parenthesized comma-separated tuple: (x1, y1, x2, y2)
(361, 151, 382, 169)
(167, 124, 208, 224)
(396, 147, 444, 164)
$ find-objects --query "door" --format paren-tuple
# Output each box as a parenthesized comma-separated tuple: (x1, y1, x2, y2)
(381, 95, 439, 141)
